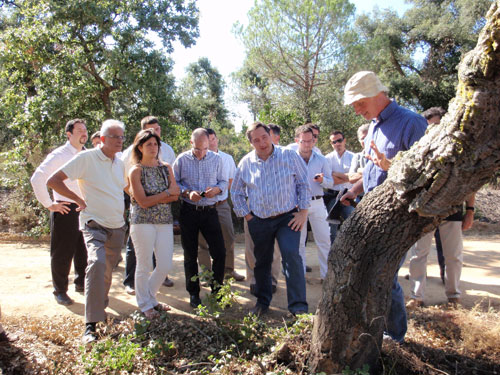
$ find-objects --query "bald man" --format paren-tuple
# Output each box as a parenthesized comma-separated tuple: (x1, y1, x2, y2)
(173, 128, 227, 308)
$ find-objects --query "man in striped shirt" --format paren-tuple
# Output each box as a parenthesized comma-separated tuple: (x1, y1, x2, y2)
(173, 128, 227, 308)
(231, 122, 311, 317)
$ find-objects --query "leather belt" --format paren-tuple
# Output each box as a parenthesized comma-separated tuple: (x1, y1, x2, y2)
(311, 195, 323, 201)
(216, 199, 227, 206)
(182, 201, 216, 211)
(253, 208, 297, 220)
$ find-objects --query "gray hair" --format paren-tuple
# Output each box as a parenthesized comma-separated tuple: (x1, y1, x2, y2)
(100, 119, 125, 136)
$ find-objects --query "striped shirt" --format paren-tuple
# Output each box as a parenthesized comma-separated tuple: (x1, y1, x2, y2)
(363, 100, 427, 192)
(231, 145, 311, 218)
(173, 150, 227, 206)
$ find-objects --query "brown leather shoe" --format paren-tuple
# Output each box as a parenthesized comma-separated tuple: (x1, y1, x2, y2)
(406, 298, 424, 309)
(226, 271, 245, 282)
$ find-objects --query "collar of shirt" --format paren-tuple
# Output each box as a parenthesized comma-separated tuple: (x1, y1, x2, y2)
(376, 99, 397, 124)
(249, 144, 279, 163)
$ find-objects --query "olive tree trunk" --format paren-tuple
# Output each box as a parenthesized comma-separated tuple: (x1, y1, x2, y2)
(309, 2, 500, 373)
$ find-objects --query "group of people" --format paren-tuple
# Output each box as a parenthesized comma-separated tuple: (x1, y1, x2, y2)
(27, 70, 473, 345)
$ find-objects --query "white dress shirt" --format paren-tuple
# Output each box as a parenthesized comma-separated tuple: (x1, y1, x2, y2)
(325, 149, 354, 191)
(31, 141, 83, 208)
(121, 140, 175, 177)
(216, 149, 236, 201)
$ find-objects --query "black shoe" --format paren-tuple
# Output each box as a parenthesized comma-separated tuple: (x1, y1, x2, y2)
(162, 277, 174, 287)
(189, 294, 202, 308)
(249, 303, 269, 317)
(82, 323, 97, 344)
(75, 284, 85, 293)
(305, 266, 312, 272)
(54, 293, 74, 306)
(272, 285, 277, 294)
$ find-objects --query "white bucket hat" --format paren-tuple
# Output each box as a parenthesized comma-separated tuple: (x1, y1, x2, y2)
(344, 71, 388, 105)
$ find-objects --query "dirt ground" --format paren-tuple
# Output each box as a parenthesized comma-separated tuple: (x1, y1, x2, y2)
(0, 232, 499, 323)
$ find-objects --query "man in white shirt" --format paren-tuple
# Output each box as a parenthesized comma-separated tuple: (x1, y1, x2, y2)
(198, 128, 245, 282)
(293, 125, 333, 280)
(47, 119, 127, 344)
(325, 130, 355, 243)
(31, 119, 88, 306)
(120, 116, 176, 293)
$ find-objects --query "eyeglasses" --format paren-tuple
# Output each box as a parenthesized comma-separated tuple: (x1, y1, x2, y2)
(330, 138, 344, 144)
(106, 135, 125, 140)
(299, 139, 314, 144)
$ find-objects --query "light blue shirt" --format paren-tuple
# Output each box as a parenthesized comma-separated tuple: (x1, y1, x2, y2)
(363, 100, 427, 192)
(173, 150, 227, 206)
(297, 150, 333, 196)
(231, 145, 311, 218)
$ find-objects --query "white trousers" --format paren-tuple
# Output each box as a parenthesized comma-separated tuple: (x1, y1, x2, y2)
(130, 224, 173, 312)
(299, 198, 331, 278)
(409, 221, 463, 301)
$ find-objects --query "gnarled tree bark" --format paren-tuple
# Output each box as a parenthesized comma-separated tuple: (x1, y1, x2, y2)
(309, 2, 500, 373)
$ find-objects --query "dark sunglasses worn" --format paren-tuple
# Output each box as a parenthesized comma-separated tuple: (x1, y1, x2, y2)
(330, 138, 344, 144)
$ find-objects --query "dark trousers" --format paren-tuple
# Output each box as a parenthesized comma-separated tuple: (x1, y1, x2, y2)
(50, 203, 87, 294)
(123, 236, 136, 288)
(434, 228, 446, 272)
(179, 203, 226, 296)
(247, 210, 308, 313)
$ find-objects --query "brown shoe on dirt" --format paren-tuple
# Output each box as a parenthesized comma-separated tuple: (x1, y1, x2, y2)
(406, 298, 424, 309)
(447, 297, 461, 306)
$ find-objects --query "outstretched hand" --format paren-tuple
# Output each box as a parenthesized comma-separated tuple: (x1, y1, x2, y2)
(366, 140, 391, 171)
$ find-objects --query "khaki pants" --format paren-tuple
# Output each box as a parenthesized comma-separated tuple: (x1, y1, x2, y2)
(409, 221, 463, 301)
(244, 219, 281, 286)
(198, 200, 235, 273)
(82, 220, 126, 323)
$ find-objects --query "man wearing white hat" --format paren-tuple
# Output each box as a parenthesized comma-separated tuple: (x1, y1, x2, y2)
(340, 71, 427, 343)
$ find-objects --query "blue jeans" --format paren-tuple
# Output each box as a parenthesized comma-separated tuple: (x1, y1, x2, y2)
(329, 204, 354, 244)
(247, 211, 307, 314)
(386, 258, 407, 343)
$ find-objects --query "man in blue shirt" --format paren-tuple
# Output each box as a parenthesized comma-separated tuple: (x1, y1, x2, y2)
(232, 122, 311, 316)
(341, 71, 427, 343)
(173, 128, 227, 308)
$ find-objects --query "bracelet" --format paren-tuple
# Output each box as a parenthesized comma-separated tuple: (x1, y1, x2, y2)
(465, 206, 474, 211)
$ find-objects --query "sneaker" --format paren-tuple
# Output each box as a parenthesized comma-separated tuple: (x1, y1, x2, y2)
(54, 292, 74, 306)
(82, 323, 97, 345)
(125, 285, 135, 295)
(162, 277, 174, 287)
(406, 298, 424, 309)
(189, 294, 202, 308)
(249, 303, 269, 317)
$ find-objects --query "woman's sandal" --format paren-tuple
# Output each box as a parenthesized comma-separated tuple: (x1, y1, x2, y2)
(154, 302, 171, 312)
(144, 308, 159, 319)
